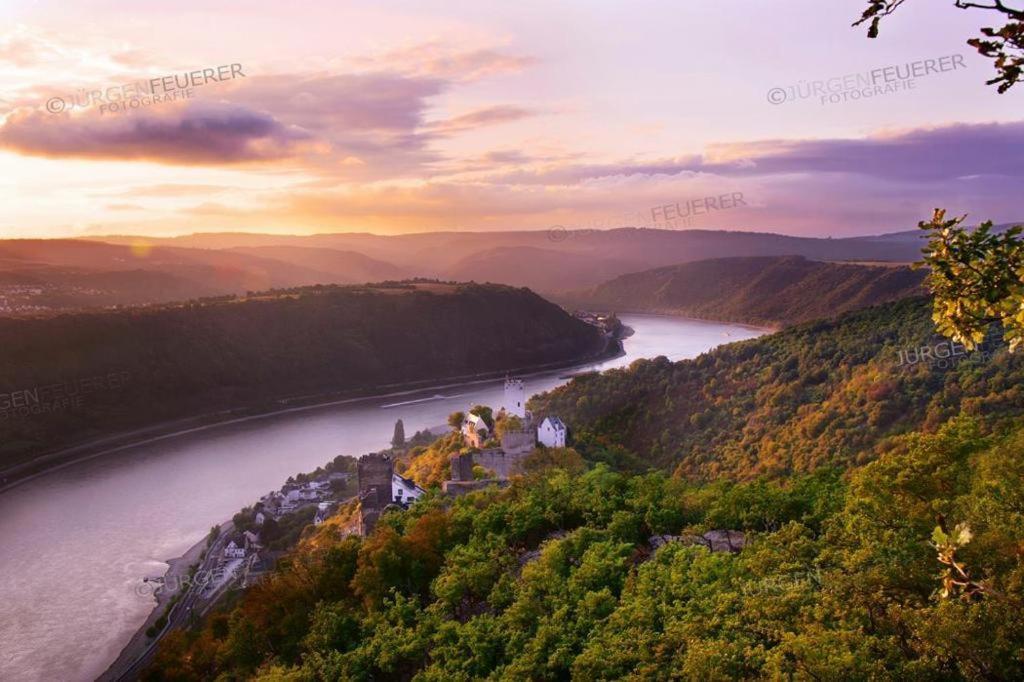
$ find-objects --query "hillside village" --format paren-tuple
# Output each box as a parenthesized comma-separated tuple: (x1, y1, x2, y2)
(355, 377, 568, 534)
(176, 379, 568, 604)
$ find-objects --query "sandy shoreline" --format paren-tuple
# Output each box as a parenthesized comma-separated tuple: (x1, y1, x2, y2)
(98, 520, 232, 682)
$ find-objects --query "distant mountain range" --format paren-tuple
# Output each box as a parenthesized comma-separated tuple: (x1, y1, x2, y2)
(1, 223, 1017, 313)
(557, 255, 926, 327)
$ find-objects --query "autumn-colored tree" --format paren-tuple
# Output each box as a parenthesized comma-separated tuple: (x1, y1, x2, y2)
(918, 209, 1024, 351)
(855, 0, 1024, 92)
(447, 410, 465, 430)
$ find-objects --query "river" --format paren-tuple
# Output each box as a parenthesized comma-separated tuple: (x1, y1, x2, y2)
(0, 314, 764, 681)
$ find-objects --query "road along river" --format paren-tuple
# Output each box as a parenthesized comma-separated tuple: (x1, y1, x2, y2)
(0, 313, 763, 681)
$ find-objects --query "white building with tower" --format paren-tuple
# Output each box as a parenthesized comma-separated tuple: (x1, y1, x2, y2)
(503, 377, 526, 418)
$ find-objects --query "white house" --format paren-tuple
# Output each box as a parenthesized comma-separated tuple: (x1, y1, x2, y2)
(223, 540, 247, 559)
(461, 412, 490, 448)
(313, 501, 334, 526)
(537, 416, 567, 448)
(393, 473, 426, 504)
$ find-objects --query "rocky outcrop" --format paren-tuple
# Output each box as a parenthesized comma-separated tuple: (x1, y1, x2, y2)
(649, 530, 746, 554)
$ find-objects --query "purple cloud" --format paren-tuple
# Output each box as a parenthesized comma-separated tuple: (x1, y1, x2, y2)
(0, 102, 317, 164)
(487, 120, 1024, 185)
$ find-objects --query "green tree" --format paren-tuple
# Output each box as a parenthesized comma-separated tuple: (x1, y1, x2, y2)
(469, 404, 494, 429)
(391, 419, 405, 449)
(447, 411, 465, 430)
(918, 209, 1024, 351)
(495, 413, 523, 439)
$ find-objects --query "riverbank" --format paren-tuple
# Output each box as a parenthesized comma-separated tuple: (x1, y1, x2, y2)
(557, 304, 781, 334)
(97, 521, 229, 682)
(621, 309, 778, 334)
(93, 334, 628, 681)
(0, 331, 625, 495)
(2, 313, 768, 682)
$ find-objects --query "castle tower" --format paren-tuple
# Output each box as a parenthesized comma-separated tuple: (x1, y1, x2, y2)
(503, 377, 526, 418)
(357, 452, 394, 535)
(358, 453, 394, 509)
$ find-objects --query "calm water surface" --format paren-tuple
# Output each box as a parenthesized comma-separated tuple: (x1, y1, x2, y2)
(0, 314, 763, 681)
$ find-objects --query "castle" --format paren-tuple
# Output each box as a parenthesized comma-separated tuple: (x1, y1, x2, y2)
(356, 377, 569, 531)
(446, 377, 567, 495)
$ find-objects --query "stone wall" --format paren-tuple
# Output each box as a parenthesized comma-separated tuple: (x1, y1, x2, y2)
(474, 448, 527, 479)
(442, 479, 509, 497)
(500, 429, 534, 456)
(450, 453, 474, 482)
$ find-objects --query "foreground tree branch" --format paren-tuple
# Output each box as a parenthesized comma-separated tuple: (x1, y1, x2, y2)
(855, 0, 1024, 91)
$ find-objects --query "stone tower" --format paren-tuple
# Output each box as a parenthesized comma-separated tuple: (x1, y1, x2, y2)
(357, 452, 394, 535)
(358, 453, 394, 509)
(503, 377, 526, 418)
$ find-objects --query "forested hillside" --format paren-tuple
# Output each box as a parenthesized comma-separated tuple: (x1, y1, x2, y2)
(142, 289, 1024, 680)
(139, 219, 1024, 681)
(531, 297, 1024, 480)
(0, 282, 606, 475)
(145, 419, 1024, 680)
(558, 256, 925, 327)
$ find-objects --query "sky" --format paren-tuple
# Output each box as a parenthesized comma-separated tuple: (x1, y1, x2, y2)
(0, 0, 1021, 239)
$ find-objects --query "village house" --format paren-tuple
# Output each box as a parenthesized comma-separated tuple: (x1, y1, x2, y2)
(393, 472, 425, 504)
(223, 539, 247, 559)
(314, 501, 337, 526)
(538, 416, 567, 448)
(461, 412, 491, 448)
(355, 453, 427, 535)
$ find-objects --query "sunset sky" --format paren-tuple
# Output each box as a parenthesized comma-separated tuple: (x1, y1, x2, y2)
(1, 0, 1021, 239)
